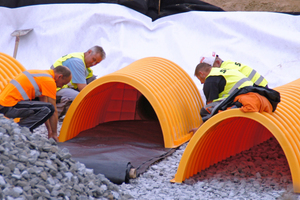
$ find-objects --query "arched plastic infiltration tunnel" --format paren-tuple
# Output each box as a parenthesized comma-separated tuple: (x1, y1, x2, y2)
(171, 78, 300, 193)
(59, 57, 204, 148)
(0, 52, 26, 92)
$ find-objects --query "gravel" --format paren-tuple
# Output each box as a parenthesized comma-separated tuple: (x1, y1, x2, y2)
(119, 139, 299, 200)
(0, 115, 133, 200)
(1, 114, 300, 200)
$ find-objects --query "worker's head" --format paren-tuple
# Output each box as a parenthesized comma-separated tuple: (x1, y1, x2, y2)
(212, 55, 223, 67)
(53, 65, 72, 88)
(194, 63, 212, 84)
(84, 46, 106, 68)
(200, 52, 223, 68)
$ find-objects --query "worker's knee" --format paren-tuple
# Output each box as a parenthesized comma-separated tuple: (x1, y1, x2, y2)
(200, 102, 219, 118)
(86, 75, 97, 84)
(48, 104, 55, 116)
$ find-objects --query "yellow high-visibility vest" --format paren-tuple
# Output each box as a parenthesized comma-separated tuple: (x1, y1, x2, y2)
(53, 52, 93, 90)
(221, 60, 268, 87)
(206, 68, 254, 102)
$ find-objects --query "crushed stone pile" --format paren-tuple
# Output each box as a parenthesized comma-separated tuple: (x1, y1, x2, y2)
(0, 114, 133, 200)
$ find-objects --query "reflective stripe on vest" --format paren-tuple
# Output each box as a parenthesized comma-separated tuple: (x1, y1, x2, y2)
(221, 61, 268, 87)
(228, 78, 252, 95)
(10, 71, 52, 100)
(10, 79, 29, 100)
(254, 73, 265, 85)
(207, 68, 254, 102)
(248, 69, 256, 80)
(247, 69, 264, 85)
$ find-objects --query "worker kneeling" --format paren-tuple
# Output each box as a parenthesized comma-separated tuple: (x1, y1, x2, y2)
(194, 62, 280, 124)
(0, 66, 71, 142)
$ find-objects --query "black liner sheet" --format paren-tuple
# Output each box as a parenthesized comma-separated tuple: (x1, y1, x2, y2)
(58, 120, 176, 184)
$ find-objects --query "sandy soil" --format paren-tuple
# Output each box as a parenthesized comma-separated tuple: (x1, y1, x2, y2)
(203, 0, 300, 12)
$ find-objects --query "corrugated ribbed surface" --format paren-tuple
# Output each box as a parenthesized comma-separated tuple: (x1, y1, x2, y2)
(59, 57, 203, 148)
(0, 52, 26, 92)
(172, 78, 300, 193)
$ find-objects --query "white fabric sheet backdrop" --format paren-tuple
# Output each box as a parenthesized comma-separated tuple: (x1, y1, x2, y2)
(1, 3, 300, 102)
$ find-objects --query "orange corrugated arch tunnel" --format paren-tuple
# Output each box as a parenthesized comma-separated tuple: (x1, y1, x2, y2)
(59, 57, 204, 148)
(171, 78, 300, 193)
(0, 52, 26, 92)
(0, 52, 26, 123)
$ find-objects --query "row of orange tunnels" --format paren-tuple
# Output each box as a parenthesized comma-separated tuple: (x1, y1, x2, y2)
(1, 52, 300, 192)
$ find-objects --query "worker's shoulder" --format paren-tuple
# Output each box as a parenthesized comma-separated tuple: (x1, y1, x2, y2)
(63, 57, 85, 68)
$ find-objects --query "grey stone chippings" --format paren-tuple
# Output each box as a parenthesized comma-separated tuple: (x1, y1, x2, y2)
(27, 114, 300, 199)
(119, 135, 300, 199)
(0, 114, 133, 200)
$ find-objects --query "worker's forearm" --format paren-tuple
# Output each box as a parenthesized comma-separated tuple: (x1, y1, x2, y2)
(206, 101, 213, 105)
(77, 83, 87, 91)
(48, 111, 58, 141)
(45, 120, 52, 134)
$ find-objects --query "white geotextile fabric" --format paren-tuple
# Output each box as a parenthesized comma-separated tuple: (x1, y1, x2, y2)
(1, 3, 300, 101)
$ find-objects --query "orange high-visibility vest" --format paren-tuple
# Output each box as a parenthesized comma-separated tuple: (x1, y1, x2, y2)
(0, 70, 56, 107)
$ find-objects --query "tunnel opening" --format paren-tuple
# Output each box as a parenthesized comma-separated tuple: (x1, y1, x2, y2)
(93, 82, 160, 136)
(90, 82, 163, 146)
(184, 136, 292, 193)
(58, 82, 173, 184)
(95, 82, 159, 124)
(71, 82, 164, 146)
(136, 94, 158, 121)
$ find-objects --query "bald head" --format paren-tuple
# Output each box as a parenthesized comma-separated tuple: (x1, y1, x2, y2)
(53, 65, 71, 78)
(53, 65, 72, 88)
(194, 63, 212, 84)
(194, 63, 212, 76)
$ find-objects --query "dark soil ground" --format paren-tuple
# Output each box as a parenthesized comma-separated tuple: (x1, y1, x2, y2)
(203, 0, 300, 12)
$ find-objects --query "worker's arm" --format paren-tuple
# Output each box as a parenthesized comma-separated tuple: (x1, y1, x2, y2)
(62, 58, 87, 92)
(189, 126, 200, 135)
(39, 96, 58, 142)
(206, 100, 213, 104)
(203, 76, 225, 104)
(189, 76, 226, 134)
(77, 83, 87, 91)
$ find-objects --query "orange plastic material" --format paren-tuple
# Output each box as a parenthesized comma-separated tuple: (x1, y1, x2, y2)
(0, 52, 26, 123)
(0, 52, 26, 93)
(171, 78, 300, 193)
(59, 57, 203, 148)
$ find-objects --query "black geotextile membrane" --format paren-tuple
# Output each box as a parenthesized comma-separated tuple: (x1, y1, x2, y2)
(58, 120, 176, 184)
(0, 0, 224, 21)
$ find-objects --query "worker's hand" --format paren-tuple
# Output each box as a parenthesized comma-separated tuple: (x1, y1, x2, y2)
(189, 127, 199, 135)
(47, 130, 58, 142)
(50, 135, 59, 142)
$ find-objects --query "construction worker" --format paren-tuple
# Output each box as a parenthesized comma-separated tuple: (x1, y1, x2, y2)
(190, 62, 254, 133)
(51, 46, 106, 119)
(200, 52, 268, 87)
(195, 62, 254, 104)
(0, 66, 71, 141)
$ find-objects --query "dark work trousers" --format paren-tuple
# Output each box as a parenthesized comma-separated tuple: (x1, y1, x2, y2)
(0, 101, 55, 132)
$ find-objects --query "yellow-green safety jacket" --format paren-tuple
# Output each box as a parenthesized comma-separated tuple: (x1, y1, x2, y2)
(207, 68, 254, 102)
(53, 52, 93, 90)
(220, 60, 268, 87)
